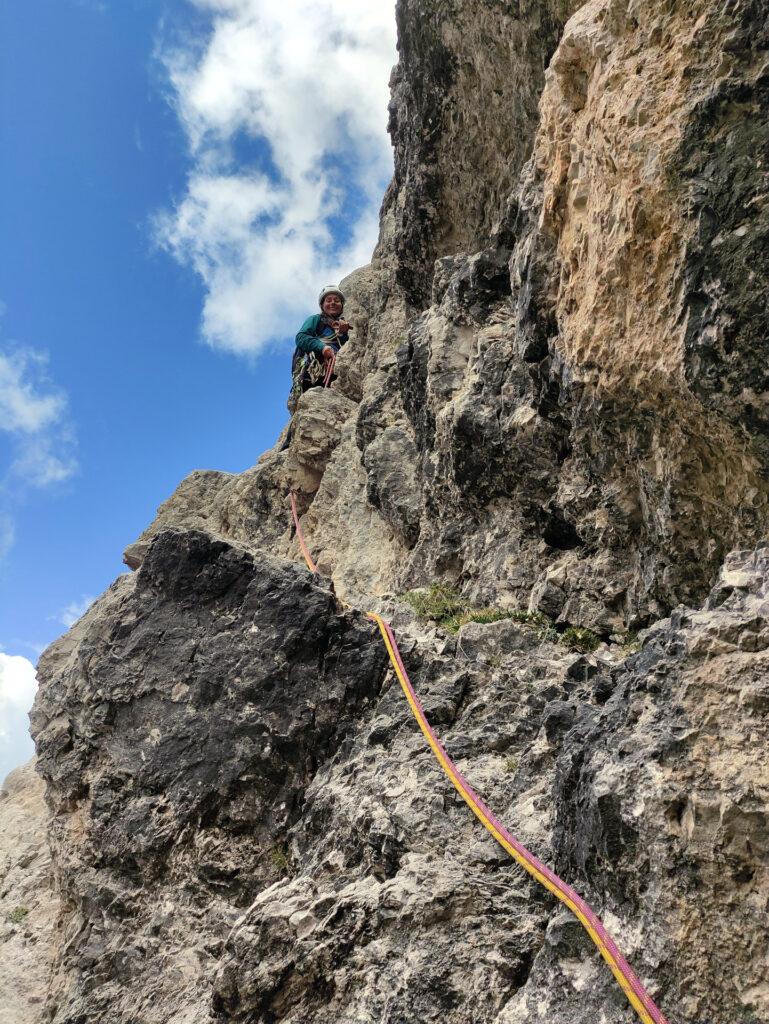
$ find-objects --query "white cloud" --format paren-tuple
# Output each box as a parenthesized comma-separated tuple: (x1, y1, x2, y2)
(55, 595, 96, 629)
(11, 434, 78, 489)
(0, 654, 37, 712)
(0, 347, 77, 491)
(0, 342, 78, 561)
(0, 653, 37, 784)
(0, 349, 66, 433)
(156, 0, 397, 354)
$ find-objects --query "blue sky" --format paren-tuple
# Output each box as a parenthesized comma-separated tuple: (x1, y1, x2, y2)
(0, 0, 396, 780)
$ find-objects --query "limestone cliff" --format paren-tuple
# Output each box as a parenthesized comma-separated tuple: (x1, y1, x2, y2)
(12, 1, 769, 1022)
(0, 763, 57, 1024)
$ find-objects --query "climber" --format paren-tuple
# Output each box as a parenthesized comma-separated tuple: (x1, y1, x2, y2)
(288, 286, 352, 412)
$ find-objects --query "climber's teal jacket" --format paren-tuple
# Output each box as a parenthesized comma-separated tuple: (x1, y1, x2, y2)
(295, 314, 349, 357)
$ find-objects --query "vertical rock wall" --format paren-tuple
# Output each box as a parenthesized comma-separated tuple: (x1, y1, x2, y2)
(380, 0, 582, 304)
(125, 0, 769, 628)
(520, 0, 769, 612)
(31, 534, 388, 1022)
(0, 763, 57, 1024)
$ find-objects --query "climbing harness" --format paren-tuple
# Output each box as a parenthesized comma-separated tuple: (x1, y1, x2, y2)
(288, 485, 671, 1024)
(289, 331, 341, 410)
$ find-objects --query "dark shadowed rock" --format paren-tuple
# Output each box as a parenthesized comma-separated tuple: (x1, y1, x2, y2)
(32, 530, 388, 1023)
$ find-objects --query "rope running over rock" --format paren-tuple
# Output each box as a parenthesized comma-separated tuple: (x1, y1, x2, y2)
(287, 376, 671, 1024)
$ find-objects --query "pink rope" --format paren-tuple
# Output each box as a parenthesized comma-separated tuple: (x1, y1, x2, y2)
(289, 492, 318, 573)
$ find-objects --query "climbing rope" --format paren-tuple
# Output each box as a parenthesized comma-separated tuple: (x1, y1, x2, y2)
(288, 471, 669, 1021)
(322, 351, 336, 388)
(320, 329, 341, 388)
(369, 611, 669, 1024)
(290, 492, 319, 574)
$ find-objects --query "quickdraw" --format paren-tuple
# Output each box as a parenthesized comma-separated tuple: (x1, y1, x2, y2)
(288, 489, 671, 1024)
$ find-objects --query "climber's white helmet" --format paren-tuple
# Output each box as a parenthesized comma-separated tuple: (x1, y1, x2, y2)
(318, 286, 345, 308)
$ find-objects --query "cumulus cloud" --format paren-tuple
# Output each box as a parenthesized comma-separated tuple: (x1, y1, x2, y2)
(0, 652, 37, 784)
(0, 348, 66, 433)
(0, 341, 78, 560)
(0, 347, 78, 489)
(156, 0, 397, 354)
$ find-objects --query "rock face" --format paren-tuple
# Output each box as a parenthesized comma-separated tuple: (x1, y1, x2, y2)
(381, 0, 583, 304)
(551, 546, 769, 1023)
(126, 0, 769, 629)
(31, 532, 387, 1022)
(0, 762, 57, 1024)
(24, 1, 769, 1023)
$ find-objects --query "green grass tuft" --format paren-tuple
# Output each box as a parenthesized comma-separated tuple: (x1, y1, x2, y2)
(516, 611, 560, 644)
(8, 906, 29, 925)
(402, 581, 614, 653)
(402, 584, 546, 635)
(463, 608, 513, 627)
(268, 845, 290, 875)
(615, 630, 641, 656)
(402, 583, 468, 632)
(561, 626, 601, 654)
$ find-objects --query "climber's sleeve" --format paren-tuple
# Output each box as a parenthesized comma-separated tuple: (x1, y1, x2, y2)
(295, 315, 326, 356)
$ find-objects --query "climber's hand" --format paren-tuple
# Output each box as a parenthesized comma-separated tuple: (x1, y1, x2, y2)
(332, 319, 351, 335)
(321, 346, 335, 362)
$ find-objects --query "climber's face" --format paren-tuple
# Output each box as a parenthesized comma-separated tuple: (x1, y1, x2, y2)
(322, 293, 343, 317)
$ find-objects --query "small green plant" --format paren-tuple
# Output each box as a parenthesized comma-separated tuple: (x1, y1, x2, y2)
(530, 612, 560, 644)
(464, 608, 513, 627)
(8, 906, 29, 925)
(402, 582, 608, 651)
(504, 755, 519, 774)
(615, 630, 641, 656)
(269, 845, 290, 875)
(510, 610, 544, 626)
(508, 610, 559, 644)
(561, 626, 601, 654)
(402, 585, 520, 634)
(403, 584, 564, 639)
(403, 583, 468, 631)
(509, 611, 533, 623)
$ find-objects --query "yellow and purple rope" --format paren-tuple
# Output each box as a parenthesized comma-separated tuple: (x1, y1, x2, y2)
(289, 490, 670, 1024)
